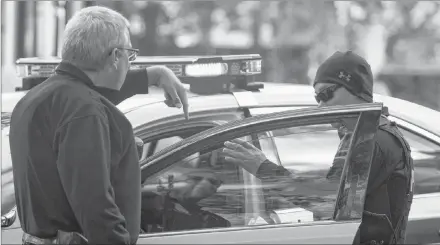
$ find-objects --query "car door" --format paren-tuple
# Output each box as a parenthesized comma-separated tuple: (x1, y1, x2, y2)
(250, 106, 440, 244)
(136, 103, 382, 244)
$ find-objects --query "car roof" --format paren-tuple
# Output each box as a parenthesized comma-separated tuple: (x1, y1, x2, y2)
(3, 83, 440, 137)
(124, 83, 440, 137)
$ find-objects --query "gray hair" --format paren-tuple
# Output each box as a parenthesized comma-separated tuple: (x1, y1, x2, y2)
(61, 6, 130, 70)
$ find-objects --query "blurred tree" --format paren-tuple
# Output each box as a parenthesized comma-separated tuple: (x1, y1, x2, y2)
(176, 0, 217, 54)
(161, 0, 342, 84)
(337, 1, 440, 110)
(385, 1, 440, 63)
(267, 1, 339, 84)
(135, 2, 170, 56)
(339, 1, 440, 73)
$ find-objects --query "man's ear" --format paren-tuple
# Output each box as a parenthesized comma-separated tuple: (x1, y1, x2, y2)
(108, 48, 120, 68)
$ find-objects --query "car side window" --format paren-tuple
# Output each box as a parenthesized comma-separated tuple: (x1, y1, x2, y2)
(140, 124, 360, 233)
(139, 136, 184, 161)
(141, 142, 247, 233)
(256, 124, 353, 223)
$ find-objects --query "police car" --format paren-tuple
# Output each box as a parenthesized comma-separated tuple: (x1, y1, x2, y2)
(2, 55, 440, 244)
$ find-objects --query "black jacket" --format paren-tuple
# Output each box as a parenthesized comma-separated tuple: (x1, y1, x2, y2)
(9, 62, 149, 244)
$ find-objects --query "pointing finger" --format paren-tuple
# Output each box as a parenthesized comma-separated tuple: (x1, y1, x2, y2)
(176, 84, 189, 120)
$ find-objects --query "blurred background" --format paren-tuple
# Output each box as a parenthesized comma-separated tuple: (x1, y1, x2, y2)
(2, 0, 440, 111)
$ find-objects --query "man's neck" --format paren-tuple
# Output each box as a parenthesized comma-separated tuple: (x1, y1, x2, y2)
(341, 100, 370, 130)
(341, 118, 358, 131)
(82, 69, 114, 90)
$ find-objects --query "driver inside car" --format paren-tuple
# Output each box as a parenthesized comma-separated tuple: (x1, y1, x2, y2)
(140, 137, 231, 233)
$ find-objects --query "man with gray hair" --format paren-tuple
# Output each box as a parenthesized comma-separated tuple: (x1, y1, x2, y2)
(9, 6, 189, 245)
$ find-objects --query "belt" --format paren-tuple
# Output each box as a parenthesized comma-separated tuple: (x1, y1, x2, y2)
(22, 233, 57, 244)
(22, 230, 88, 244)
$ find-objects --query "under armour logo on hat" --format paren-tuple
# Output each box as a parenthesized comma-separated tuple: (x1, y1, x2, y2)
(338, 71, 351, 82)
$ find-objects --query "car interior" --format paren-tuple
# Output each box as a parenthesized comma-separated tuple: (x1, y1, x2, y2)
(139, 131, 246, 233)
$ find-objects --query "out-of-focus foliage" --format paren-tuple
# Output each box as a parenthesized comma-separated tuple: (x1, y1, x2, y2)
(5, 0, 440, 102)
(31, 0, 440, 86)
(339, 1, 440, 67)
(336, 0, 440, 110)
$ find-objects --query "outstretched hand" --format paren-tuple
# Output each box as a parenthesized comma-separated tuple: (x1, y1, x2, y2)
(157, 67, 189, 120)
(222, 138, 267, 175)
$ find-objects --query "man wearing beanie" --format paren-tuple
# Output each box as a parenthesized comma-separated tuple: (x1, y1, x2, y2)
(222, 51, 414, 245)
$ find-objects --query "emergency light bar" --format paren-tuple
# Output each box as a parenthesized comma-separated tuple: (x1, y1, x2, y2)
(16, 55, 262, 78)
(15, 54, 263, 93)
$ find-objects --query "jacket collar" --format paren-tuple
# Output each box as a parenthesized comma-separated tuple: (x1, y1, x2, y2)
(55, 61, 96, 88)
(55, 62, 120, 96)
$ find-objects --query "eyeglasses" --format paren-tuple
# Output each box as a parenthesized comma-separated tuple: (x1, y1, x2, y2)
(109, 47, 139, 61)
(315, 84, 341, 103)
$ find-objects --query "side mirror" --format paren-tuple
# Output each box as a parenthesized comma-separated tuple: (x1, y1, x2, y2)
(1, 207, 17, 228)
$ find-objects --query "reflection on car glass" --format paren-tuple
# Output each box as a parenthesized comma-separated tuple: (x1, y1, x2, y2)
(257, 124, 361, 222)
(271, 124, 335, 137)
(141, 147, 244, 233)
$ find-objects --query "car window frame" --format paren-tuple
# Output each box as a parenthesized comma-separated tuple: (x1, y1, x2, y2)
(388, 116, 440, 152)
(138, 103, 383, 238)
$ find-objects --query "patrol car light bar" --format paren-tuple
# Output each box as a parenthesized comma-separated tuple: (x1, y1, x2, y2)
(16, 55, 262, 78)
(185, 63, 228, 77)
